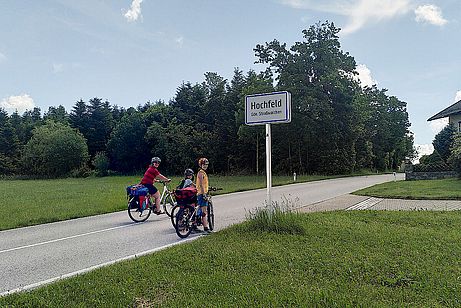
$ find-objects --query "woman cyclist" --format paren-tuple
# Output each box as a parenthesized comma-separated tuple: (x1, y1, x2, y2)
(196, 157, 211, 233)
(140, 157, 171, 215)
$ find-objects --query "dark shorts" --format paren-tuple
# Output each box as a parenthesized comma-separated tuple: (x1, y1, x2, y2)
(143, 183, 158, 195)
(197, 194, 208, 207)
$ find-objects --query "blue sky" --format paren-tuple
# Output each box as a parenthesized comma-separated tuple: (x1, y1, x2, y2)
(1, 0, 460, 157)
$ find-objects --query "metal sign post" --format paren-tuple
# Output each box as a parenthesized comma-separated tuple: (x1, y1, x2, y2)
(265, 123, 272, 206)
(245, 91, 291, 207)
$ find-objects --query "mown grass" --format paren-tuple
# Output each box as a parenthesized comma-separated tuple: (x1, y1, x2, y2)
(2, 210, 461, 307)
(0, 174, 337, 231)
(354, 178, 461, 200)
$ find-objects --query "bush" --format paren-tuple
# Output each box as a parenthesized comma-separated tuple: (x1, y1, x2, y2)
(419, 150, 444, 165)
(21, 121, 89, 177)
(93, 152, 109, 177)
(0, 153, 16, 175)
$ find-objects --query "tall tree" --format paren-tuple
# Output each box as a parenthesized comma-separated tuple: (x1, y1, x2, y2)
(44, 105, 69, 124)
(107, 111, 149, 173)
(0, 108, 21, 174)
(88, 98, 113, 156)
(254, 21, 360, 174)
(69, 99, 89, 137)
(19, 107, 42, 144)
(433, 124, 455, 163)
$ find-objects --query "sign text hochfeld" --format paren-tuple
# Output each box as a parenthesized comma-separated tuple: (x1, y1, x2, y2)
(245, 91, 291, 125)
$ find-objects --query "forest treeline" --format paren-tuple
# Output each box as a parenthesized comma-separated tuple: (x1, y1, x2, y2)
(0, 22, 414, 177)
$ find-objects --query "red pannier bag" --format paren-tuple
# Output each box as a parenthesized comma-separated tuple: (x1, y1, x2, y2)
(174, 186, 197, 206)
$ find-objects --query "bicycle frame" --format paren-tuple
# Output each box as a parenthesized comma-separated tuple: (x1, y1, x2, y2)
(155, 180, 170, 202)
(156, 180, 176, 217)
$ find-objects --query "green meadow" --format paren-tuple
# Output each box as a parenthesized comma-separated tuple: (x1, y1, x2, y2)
(354, 178, 461, 200)
(0, 174, 334, 231)
(2, 210, 460, 307)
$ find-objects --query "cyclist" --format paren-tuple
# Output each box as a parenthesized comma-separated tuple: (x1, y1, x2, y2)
(140, 157, 171, 215)
(177, 168, 195, 189)
(196, 157, 211, 233)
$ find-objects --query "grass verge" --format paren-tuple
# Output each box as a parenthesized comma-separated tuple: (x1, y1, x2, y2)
(1, 210, 460, 307)
(354, 178, 461, 200)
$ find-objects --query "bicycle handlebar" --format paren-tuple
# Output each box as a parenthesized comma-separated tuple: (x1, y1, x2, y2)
(155, 179, 171, 184)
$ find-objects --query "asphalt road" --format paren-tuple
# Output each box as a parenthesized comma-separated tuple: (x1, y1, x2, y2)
(0, 173, 402, 295)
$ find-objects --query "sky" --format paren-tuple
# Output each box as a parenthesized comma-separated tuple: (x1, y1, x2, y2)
(1, 0, 460, 159)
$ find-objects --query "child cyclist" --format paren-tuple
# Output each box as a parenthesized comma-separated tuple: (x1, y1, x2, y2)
(140, 157, 171, 215)
(177, 168, 195, 189)
(196, 157, 211, 233)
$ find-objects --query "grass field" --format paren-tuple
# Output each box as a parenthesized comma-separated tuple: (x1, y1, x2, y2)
(0, 174, 336, 231)
(354, 178, 461, 200)
(2, 210, 460, 307)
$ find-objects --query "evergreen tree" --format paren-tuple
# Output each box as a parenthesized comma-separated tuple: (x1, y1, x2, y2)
(44, 105, 68, 124)
(86, 98, 114, 157)
(433, 124, 455, 163)
(69, 99, 89, 137)
(0, 108, 21, 174)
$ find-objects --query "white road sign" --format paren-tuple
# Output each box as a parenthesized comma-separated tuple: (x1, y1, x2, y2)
(245, 91, 291, 125)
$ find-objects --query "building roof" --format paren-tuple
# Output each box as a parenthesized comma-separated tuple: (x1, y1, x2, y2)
(428, 100, 461, 121)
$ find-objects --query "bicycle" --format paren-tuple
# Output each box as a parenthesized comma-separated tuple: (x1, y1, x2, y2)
(126, 185, 154, 223)
(157, 180, 176, 217)
(126, 181, 176, 222)
(173, 187, 221, 238)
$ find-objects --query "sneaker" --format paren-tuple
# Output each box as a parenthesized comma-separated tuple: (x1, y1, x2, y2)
(203, 227, 212, 234)
(191, 225, 202, 233)
(153, 209, 164, 215)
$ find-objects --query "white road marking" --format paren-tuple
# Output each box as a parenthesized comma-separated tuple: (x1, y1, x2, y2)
(346, 197, 382, 210)
(0, 224, 136, 254)
(0, 237, 198, 297)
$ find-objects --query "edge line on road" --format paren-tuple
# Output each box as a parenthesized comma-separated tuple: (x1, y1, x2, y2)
(0, 237, 198, 297)
(0, 224, 137, 254)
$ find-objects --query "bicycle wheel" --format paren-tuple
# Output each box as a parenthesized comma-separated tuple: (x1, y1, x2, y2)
(128, 198, 151, 222)
(207, 200, 215, 231)
(170, 204, 181, 228)
(162, 193, 176, 217)
(175, 207, 193, 238)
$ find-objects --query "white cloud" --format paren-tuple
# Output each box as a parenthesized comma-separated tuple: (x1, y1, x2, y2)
(454, 90, 461, 102)
(0, 52, 6, 63)
(354, 64, 377, 87)
(414, 143, 434, 163)
(124, 0, 143, 22)
(415, 5, 447, 26)
(279, 0, 412, 34)
(429, 118, 449, 134)
(341, 0, 412, 34)
(0, 94, 36, 114)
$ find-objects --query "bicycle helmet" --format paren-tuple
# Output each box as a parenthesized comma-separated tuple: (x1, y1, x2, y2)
(198, 157, 209, 167)
(151, 157, 161, 164)
(184, 168, 194, 177)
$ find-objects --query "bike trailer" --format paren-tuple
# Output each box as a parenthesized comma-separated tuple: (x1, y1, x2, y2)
(174, 186, 197, 206)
